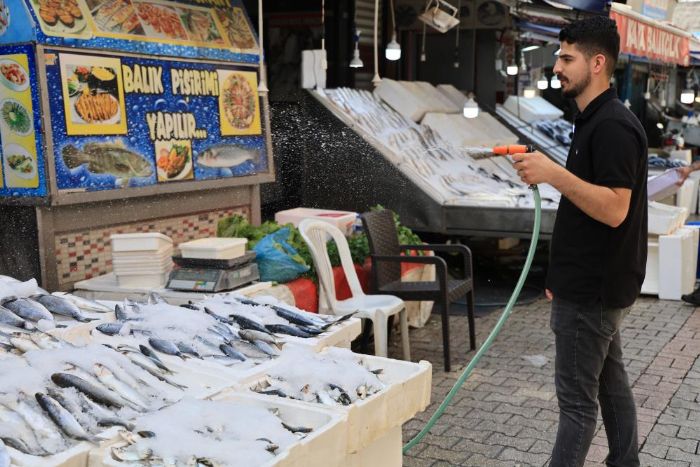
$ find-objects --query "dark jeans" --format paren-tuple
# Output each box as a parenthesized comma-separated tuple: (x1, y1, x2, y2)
(549, 297, 639, 467)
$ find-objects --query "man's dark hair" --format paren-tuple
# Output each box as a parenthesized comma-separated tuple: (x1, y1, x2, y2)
(559, 16, 620, 76)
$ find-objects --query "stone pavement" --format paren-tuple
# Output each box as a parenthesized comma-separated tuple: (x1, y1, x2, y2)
(389, 297, 700, 466)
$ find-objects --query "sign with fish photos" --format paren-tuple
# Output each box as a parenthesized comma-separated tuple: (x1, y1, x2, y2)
(45, 49, 269, 192)
(0, 43, 48, 198)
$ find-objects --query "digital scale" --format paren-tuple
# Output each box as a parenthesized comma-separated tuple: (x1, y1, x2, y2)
(166, 251, 259, 292)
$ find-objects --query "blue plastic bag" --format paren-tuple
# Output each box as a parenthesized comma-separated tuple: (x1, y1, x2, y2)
(253, 227, 309, 282)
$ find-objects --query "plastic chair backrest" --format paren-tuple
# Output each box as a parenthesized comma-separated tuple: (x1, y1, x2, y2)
(298, 219, 365, 311)
(361, 209, 402, 286)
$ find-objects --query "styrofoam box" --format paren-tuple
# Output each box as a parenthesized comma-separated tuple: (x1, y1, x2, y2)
(275, 208, 356, 236)
(111, 244, 172, 259)
(648, 169, 682, 202)
(110, 233, 172, 252)
(7, 423, 120, 467)
(238, 352, 432, 453)
(641, 238, 659, 295)
(342, 425, 402, 467)
(116, 271, 170, 288)
(648, 201, 688, 235)
(503, 96, 564, 123)
(374, 78, 430, 122)
(436, 83, 467, 108)
(179, 237, 247, 260)
(90, 393, 347, 467)
(658, 227, 699, 300)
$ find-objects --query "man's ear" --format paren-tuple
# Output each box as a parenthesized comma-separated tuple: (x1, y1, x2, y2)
(592, 53, 607, 76)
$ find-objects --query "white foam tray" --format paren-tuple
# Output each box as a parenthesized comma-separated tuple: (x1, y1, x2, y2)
(89, 393, 348, 467)
(235, 351, 432, 453)
(5, 421, 121, 467)
(110, 233, 172, 253)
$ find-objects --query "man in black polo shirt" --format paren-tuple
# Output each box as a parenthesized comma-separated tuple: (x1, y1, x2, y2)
(512, 17, 647, 467)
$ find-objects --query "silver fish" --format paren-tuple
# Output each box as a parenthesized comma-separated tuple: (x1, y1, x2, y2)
(148, 338, 185, 360)
(7, 394, 67, 454)
(0, 305, 31, 329)
(2, 298, 53, 322)
(253, 339, 280, 357)
(127, 355, 187, 391)
(93, 364, 149, 411)
(33, 294, 95, 322)
(176, 341, 202, 359)
(62, 142, 153, 181)
(51, 373, 125, 409)
(51, 292, 111, 313)
(238, 329, 281, 346)
(219, 344, 246, 361)
(35, 393, 94, 442)
(197, 145, 258, 168)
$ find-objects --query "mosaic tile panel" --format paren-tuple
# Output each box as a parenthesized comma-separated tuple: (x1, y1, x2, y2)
(55, 206, 250, 288)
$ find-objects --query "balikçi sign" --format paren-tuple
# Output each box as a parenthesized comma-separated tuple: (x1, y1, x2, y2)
(611, 10, 690, 66)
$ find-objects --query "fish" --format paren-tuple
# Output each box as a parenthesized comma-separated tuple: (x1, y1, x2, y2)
(93, 364, 149, 411)
(46, 387, 93, 428)
(219, 344, 246, 361)
(35, 392, 94, 442)
(1, 436, 34, 456)
(328, 384, 353, 405)
(51, 292, 112, 313)
(297, 325, 324, 336)
(148, 338, 186, 360)
(281, 422, 313, 434)
(96, 322, 128, 336)
(229, 314, 273, 335)
(265, 324, 315, 338)
(97, 418, 135, 430)
(8, 394, 67, 454)
(147, 292, 167, 305)
(229, 339, 270, 359)
(0, 305, 31, 329)
(176, 341, 202, 359)
(62, 142, 153, 182)
(33, 294, 95, 322)
(139, 344, 172, 372)
(51, 373, 125, 409)
(2, 297, 53, 322)
(126, 355, 187, 391)
(271, 305, 319, 327)
(253, 339, 279, 357)
(0, 439, 9, 467)
(197, 145, 258, 168)
(204, 307, 233, 324)
(238, 329, 281, 346)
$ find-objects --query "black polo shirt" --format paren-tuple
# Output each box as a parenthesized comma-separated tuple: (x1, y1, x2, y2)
(546, 88, 648, 309)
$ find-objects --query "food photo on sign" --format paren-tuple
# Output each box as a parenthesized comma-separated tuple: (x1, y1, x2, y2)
(44, 50, 268, 193)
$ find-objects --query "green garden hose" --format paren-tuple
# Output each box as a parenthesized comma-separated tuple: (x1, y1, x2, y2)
(403, 186, 542, 453)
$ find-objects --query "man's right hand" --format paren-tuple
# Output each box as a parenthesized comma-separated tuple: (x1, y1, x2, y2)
(545, 289, 554, 301)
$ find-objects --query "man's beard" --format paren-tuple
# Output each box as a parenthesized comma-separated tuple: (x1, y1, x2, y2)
(561, 71, 591, 99)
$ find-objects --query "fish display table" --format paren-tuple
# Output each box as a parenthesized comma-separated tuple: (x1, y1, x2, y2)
(0, 0, 274, 293)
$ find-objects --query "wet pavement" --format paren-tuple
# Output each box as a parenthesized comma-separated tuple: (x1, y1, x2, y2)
(391, 297, 700, 466)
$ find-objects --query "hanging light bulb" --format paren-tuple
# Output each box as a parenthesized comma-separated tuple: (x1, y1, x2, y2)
(550, 75, 561, 89)
(506, 64, 518, 76)
(350, 29, 363, 68)
(521, 45, 539, 52)
(463, 96, 479, 118)
(660, 96, 667, 107)
(257, 0, 268, 93)
(523, 87, 536, 98)
(623, 99, 631, 108)
(420, 22, 427, 62)
(385, 0, 401, 61)
(656, 122, 664, 129)
(680, 89, 695, 104)
(695, 96, 700, 104)
(537, 77, 548, 90)
(385, 35, 401, 60)
(519, 54, 527, 73)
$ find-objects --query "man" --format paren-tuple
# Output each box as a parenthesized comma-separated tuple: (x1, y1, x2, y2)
(512, 16, 647, 467)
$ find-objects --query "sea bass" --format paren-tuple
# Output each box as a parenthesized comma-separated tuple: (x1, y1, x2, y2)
(62, 142, 153, 181)
(197, 145, 258, 168)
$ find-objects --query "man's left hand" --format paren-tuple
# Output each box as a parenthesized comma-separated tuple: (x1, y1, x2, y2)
(512, 150, 562, 185)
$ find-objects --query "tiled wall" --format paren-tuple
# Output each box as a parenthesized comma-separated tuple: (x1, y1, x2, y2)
(54, 206, 249, 288)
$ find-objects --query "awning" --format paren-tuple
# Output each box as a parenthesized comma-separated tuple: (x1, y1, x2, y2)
(610, 3, 691, 66)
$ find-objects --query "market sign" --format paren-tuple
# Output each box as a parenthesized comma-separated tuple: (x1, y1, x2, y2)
(611, 10, 690, 66)
(44, 49, 268, 193)
(0, 43, 47, 197)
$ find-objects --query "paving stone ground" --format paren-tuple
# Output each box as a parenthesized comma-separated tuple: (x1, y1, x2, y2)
(388, 297, 700, 466)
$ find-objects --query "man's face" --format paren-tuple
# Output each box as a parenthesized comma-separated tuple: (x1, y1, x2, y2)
(553, 41, 592, 99)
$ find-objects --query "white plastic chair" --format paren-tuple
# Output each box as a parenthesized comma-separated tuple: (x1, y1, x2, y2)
(299, 219, 411, 360)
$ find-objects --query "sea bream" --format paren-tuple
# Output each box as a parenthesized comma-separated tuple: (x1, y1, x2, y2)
(62, 142, 153, 184)
(197, 145, 258, 168)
